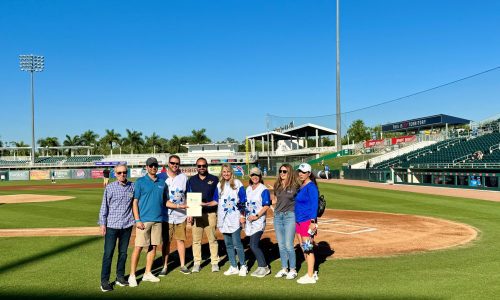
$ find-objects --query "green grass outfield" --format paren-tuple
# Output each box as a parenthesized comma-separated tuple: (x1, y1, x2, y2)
(1, 181, 499, 299)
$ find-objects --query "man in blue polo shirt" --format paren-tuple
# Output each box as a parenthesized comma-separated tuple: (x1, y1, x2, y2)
(187, 157, 220, 273)
(128, 157, 168, 287)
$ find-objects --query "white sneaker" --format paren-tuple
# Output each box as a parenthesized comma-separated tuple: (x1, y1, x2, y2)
(239, 265, 248, 277)
(223, 266, 239, 276)
(286, 270, 297, 280)
(313, 271, 319, 281)
(297, 274, 316, 284)
(275, 268, 288, 278)
(142, 272, 160, 283)
(128, 275, 137, 287)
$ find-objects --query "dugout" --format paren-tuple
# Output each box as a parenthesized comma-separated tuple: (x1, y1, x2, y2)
(392, 170, 499, 190)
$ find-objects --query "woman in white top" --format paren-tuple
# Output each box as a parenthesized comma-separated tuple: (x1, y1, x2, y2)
(203, 164, 248, 276)
(245, 167, 271, 277)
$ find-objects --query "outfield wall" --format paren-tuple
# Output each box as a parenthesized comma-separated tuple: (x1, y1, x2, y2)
(0, 165, 248, 181)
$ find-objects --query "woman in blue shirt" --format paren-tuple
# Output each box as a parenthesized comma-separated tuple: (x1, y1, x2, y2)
(294, 163, 318, 284)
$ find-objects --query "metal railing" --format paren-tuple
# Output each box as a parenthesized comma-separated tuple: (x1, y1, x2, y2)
(409, 162, 500, 169)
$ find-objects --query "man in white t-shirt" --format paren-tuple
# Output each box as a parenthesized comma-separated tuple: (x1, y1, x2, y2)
(159, 155, 191, 275)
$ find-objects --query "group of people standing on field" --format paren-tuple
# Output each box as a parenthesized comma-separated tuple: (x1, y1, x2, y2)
(98, 156, 319, 292)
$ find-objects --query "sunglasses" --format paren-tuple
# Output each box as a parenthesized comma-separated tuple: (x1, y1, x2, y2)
(116, 171, 127, 175)
(250, 173, 261, 177)
(169, 161, 179, 165)
(279, 170, 288, 174)
(149, 164, 159, 168)
(298, 170, 309, 174)
(197, 164, 207, 168)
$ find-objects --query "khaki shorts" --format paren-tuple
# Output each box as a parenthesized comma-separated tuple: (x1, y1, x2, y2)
(135, 222, 162, 247)
(163, 221, 187, 243)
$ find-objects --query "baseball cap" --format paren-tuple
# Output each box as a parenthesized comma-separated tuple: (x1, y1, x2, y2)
(297, 163, 312, 173)
(249, 167, 262, 176)
(146, 157, 158, 166)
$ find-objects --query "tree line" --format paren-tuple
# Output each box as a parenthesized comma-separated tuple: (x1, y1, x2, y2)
(0, 129, 236, 156)
(1, 120, 406, 157)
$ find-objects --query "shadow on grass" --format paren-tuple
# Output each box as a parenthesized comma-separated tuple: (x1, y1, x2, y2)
(0, 236, 100, 275)
(150, 237, 335, 274)
(0, 293, 443, 300)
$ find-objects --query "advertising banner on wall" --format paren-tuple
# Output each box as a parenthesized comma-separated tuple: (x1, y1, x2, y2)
(8, 170, 30, 181)
(130, 168, 146, 178)
(209, 166, 222, 175)
(181, 167, 198, 176)
(91, 169, 104, 179)
(232, 165, 244, 176)
(391, 135, 416, 145)
(365, 139, 384, 148)
(30, 170, 50, 180)
(54, 169, 72, 179)
(95, 161, 127, 166)
(71, 169, 90, 179)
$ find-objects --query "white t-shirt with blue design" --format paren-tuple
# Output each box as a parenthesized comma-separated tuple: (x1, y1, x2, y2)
(214, 179, 246, 234)
(166, 172, 188, 224)
(244, 183, 271, 236)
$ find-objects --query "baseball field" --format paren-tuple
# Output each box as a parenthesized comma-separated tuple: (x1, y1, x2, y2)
(0, 179, 499, 299)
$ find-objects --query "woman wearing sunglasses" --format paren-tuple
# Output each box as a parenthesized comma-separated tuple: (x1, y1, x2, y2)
(295, 163, 318, 284)
(244, 167, 271, 277)
(272, 163, 300, 280)
(202, 164, 248, 276)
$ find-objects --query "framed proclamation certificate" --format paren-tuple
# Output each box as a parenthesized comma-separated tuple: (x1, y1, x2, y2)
(186, 192, 202, 217)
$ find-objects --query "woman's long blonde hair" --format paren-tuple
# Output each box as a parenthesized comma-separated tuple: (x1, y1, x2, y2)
(273, 163, 300, 195)
(219, 164, 236, 193)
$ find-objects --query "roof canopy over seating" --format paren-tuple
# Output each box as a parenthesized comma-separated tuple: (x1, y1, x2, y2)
(382, 114, 470, 133)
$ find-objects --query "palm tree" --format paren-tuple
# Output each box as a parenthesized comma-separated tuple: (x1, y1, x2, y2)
(145, 132, 163, 154)
(169, 135, 189, 154)
(190, 128, 211, 144)
(122, 129, 144, 155)
(14, 141, 30, 156)
(80, 130, 99, 154)
(101, 129, 122, 155)
(37, 137, 60, 156)
(63, 134, 82, 156)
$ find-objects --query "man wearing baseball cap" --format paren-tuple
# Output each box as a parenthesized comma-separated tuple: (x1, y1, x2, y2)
(128, 157, 169, 287)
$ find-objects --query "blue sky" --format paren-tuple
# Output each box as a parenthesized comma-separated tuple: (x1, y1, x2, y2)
(1, 0, 499, 145)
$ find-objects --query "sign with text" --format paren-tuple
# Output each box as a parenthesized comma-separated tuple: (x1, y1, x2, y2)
(365, 139, 384, 148)
(9, 170, 30, 181)
(186, 192, 202, 217)
(91, 169, 104, 179)
(30, 170, 50, 180)
(391, 135, 416, 145)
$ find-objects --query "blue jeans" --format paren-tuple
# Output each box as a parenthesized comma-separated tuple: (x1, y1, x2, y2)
(223, 227, 246, 268)
(101, 226, 132, 283)
(249, 231, 266, 267)
(274, 211, 296, 269)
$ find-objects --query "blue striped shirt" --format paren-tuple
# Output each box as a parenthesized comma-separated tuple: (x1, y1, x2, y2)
(98, 181, 135, 229)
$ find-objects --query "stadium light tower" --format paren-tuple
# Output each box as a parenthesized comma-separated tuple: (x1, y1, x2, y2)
(336, 0, 342, 151)
(19, 54, 45, 166)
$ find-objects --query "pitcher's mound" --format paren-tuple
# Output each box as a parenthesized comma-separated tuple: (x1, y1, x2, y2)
(312, 210, 478, 259)
(0, 194, 74, 204)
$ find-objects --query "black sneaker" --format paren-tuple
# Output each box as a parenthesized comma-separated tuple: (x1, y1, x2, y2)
(100, 281, 113, 292)
(115, 277, 129, 287)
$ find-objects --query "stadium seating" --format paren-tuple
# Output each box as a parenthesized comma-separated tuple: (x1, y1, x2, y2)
(373, 138, 466, 169)
(0, 159, 29, 166)
(64, 155, 104, 164)
(373, 133, 500, 169)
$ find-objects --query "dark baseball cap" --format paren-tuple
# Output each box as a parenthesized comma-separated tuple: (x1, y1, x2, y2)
(146, 157, 158, 166)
